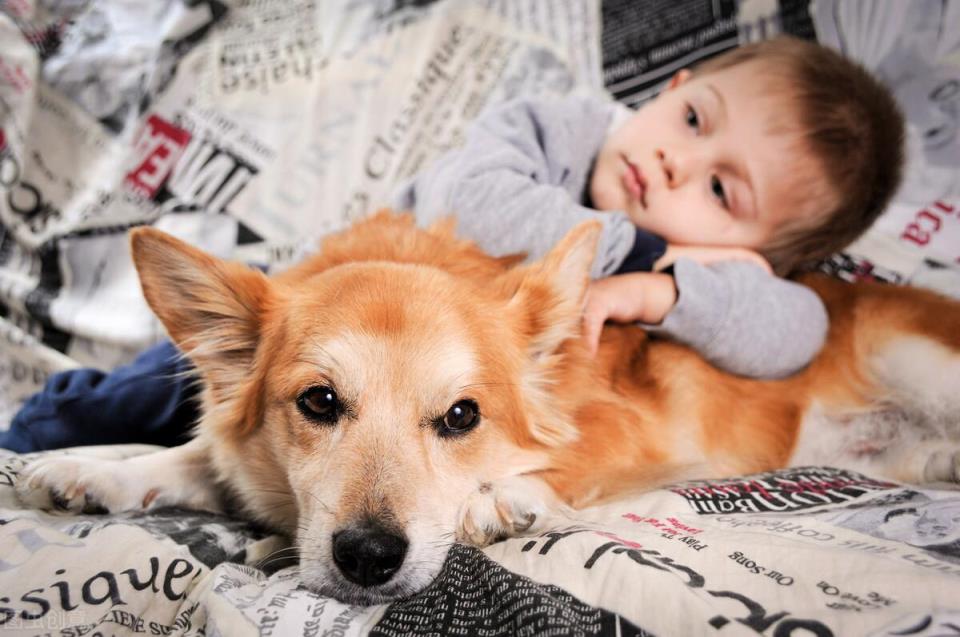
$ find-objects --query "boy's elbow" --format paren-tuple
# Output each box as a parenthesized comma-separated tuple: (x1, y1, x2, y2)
(795, 285, 830, 355)
(711, 284, 830, 380)
(760, 289, 830, 378)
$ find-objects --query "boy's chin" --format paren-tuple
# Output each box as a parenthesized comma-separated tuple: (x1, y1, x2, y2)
(625, 207, 654, 231)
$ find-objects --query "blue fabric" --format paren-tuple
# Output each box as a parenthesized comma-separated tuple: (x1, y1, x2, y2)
(614, 228, 668, 274)
(1, 341, 198, 452)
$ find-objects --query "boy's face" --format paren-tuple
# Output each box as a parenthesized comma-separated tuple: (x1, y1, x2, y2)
(591, 62, 825, 248)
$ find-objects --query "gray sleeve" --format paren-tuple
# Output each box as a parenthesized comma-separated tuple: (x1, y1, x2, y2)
(393, 95, 638, 278)
(645, 258, 829, 378)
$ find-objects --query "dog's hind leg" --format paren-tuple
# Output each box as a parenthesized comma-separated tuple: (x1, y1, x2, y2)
(861, 299, 960, 483)
(870, 335, 960, 434)
(846, 440, 960, 485)
(834, 282, 960, 484)
(793, 278, 960, 485)
(862, 336, 960, 485)
(15, 438, 222, 515)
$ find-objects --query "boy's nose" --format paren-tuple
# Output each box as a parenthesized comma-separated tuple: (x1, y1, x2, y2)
(656, 149, 675, 187)
(656, 148, 695, 188)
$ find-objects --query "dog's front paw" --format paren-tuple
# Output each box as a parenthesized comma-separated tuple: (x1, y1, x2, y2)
(16, 456, 155, 514)
(456, 477, 552, 546)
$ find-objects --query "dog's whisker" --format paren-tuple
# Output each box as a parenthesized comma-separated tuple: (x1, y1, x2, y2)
(256, 558, 302, 571)
(256, 549, 301, 561)
(254, 500, 297, 513)
(254, 549, 301, 568)
(300, 490, 333, 514)
(249, 486, 295, 494)
(457, 380, 519, 391)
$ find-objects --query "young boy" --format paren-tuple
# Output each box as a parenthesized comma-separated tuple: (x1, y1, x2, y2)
(395, 36, 904, 378)
(1, 37, 904, 452)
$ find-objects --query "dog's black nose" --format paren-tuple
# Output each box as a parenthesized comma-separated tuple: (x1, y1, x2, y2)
(332, 526, 408, 587)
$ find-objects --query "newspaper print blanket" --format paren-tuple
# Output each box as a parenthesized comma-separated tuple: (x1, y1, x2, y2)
(2, 446, 960, 636)
(2, 1, 960, 636)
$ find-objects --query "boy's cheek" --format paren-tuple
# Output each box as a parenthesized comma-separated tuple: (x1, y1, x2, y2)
(591, 164, 627, 212)
(628, 208, 686, 243)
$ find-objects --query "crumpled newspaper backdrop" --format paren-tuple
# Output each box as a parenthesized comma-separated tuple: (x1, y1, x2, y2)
(0, 0, 958, 422)
(0, 2, 959, 635)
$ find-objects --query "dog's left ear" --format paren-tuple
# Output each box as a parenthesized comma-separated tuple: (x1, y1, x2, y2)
(509, 221, 600, 359)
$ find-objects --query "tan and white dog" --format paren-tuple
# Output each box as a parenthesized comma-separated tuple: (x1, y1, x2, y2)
(16, 212, 960, 605)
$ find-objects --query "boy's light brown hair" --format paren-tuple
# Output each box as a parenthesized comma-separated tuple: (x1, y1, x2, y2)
(696, 37, 905, 275)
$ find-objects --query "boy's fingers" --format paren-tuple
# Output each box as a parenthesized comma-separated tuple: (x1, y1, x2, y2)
(581, 312, 601, 356)
(581, 299, 607, 357)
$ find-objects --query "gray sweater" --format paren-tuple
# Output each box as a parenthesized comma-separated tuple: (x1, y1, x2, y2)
(394, 94, 828, 378)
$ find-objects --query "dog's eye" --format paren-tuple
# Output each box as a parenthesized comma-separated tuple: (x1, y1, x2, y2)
(441, 399, 480, 435)
(297, 386, 341, 424)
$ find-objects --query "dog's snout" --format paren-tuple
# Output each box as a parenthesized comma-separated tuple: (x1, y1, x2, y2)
(332, 526, 408, 587)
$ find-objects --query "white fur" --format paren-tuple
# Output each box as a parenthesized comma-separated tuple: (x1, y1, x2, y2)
(870, 336, 960, 432)
(456, 475, 564, 546)
(319, 329, 479, 407)
(16, 439, 221, 514)
(790, 336, 960, 483)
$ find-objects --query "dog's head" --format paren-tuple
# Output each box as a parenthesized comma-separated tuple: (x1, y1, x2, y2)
(130, 212, 599, 604)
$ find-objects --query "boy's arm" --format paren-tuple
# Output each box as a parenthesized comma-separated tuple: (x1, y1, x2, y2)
(653, 244, 772, 274)
(647, 259, 829, 378)
(394, 95, 639, 278)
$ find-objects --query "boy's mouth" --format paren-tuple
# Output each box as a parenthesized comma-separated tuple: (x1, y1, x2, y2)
(620, 154, 647, 208)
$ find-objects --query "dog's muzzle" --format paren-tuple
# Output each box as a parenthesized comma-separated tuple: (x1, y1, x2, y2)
(331, 524, 408, 587)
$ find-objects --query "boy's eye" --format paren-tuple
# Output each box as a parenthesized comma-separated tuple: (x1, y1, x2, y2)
(711, 175, 729, 208)
(685, 105, 700, 131)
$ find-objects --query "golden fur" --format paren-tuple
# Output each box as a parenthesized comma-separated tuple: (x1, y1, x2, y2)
(19, 211, 960, 604)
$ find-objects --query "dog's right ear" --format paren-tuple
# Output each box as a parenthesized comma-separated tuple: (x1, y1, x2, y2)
(505, 221, 600, 446)
(508, 221, 600, 359)
(130, 227, 271, 394)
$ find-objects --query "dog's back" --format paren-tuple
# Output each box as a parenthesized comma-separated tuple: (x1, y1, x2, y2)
(540, 272, 960, 505)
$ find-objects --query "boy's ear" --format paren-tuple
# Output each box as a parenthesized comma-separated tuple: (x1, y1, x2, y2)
(667, 68, 693, 90)
(130, 227, 271, 399)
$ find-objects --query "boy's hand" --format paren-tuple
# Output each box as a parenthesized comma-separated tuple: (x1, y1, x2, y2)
(581, 272, 677, 356)
(654, 245, 772, 274)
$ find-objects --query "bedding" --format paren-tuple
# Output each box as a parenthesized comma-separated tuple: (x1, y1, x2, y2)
(1, 0, 959, 635)
(3, 446, 960, 635)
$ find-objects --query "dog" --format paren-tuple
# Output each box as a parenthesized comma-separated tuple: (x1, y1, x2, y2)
(16, 211, 960, 605)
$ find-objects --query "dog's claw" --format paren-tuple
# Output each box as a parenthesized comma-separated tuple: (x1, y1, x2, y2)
(50, 490, 72, 511)
(516, 512, 536, 532)
(82, 493, 109, 515)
